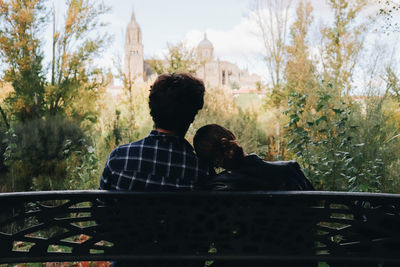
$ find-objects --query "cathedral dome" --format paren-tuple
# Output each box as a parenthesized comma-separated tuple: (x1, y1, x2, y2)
(197, 33, 214, 49)
(197, 33, 214, 62)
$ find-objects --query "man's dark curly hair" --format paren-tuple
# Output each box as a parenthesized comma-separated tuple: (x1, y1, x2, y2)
(149, 72, 205, 135)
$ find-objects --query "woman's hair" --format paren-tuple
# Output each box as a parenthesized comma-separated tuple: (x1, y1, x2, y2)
(193, 124, 244, 170)
(149, 72, 205, 135)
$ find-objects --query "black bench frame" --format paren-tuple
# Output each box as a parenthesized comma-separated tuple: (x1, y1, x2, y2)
(1, 190, 400, 265)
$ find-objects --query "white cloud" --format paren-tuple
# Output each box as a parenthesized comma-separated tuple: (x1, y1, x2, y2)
(182, 15, 267, 78)
(185, 16, 263, 57)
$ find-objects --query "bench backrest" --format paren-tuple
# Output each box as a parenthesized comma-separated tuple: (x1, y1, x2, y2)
(1, 190, 400, 264)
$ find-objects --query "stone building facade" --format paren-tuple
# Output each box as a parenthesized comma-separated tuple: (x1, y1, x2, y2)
(124, 12, 144, 81)
(196, 33, 261, 90)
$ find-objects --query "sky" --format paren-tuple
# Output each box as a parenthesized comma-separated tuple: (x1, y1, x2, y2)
(108, 0, 253, 54)
(97, 0, 266, 76)
(95, 0, 331, 78)
(47, 0, 399, 83)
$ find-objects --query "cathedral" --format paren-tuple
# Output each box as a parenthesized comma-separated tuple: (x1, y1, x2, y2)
(196, 33, 261, 90)
(107, 11, 262, 97)
(124, 12, 144, 81)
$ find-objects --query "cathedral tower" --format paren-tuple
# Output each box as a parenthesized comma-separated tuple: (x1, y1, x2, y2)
(124, 11, 144, 81)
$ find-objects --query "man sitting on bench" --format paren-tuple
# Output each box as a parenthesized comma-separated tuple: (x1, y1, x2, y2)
(99, 73, 210, 267)
(100, 72, 210, 192)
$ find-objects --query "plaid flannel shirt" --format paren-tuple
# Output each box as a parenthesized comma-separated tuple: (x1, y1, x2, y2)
(100, 130, 210, 191)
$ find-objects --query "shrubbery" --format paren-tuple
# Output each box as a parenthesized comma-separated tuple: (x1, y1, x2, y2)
(2, 117, 86, 191)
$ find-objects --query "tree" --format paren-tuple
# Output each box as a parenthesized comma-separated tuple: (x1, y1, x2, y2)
(378, 0, 400, 32)
(252, 0, 292, 159)
(0, 0, 110, 123)
(0, 0, 47, 121)
(0, 0, 111, 191)
(320, 0, 368, 102)
(282, 1, 317, 171)
(148, 41, 200, 75)
(282, 0, 392, 192)
(253, 0, 292, 104)
(47, 0, 110, 121)
(284, 1, 316, 98)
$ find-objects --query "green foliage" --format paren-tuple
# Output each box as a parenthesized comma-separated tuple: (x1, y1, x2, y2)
(350, 96, 400, 193)
(0, 0, 47, 121)
(46, 0, 110, 122)
(2, 116, 86, 191)
(285, 89, 351, 190)
(148, 41, 200, 75)
(278, 0, 400, 193)
(321, 0, 367, 99)
(0, 125, 8, 189)
(284, 1, 316, 98)
(385, 67, 400, 99)
(0, 0, 110, 192)
(113, 110, 123, 146)
(0, 0, 110, 124)
(284, 85, 400, 192)
(65, 144, 99, 190)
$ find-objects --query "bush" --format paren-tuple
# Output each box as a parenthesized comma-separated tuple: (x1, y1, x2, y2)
(284, 88, 400, 193)
(2, 116, 86, 191)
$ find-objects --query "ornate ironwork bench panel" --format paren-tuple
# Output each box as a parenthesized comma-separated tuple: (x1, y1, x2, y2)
(1, 190, 400, 264)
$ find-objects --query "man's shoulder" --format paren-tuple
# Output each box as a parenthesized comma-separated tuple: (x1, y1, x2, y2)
(110, 131, 176, 156)
(109, 131, 198, 163)
(108, 137, 147, 159)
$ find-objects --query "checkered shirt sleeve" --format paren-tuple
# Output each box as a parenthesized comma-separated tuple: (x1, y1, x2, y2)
(99, 130, 210, 191)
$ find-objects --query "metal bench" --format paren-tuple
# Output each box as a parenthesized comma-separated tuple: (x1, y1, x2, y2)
(1, 190, 400, 265)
